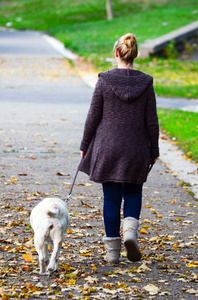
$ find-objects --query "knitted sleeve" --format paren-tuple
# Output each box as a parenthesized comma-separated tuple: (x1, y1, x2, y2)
(145, 83, 160, 158)
(80, 77, 103, 152)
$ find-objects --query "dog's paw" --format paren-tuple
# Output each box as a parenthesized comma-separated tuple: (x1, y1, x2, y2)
(47, 266, 59, 276)
(39, 271, 47, 276)
(47, 267, 54, 276)
(39, 266, 47, 275)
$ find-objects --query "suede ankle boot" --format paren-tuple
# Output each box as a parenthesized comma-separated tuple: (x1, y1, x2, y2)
(122, 217, 141, 262)
(103, 236, 121, 263)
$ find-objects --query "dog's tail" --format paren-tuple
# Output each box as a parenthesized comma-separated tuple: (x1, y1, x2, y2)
(47, 204, 59, 217)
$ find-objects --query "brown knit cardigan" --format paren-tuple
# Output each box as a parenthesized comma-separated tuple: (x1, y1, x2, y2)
(79, 68, 159, 184)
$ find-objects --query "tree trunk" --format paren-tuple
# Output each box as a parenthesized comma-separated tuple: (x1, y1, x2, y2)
(106, 0, 114, 20)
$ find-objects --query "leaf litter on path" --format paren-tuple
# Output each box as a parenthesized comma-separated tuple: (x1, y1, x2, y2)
(0, 57, 198, 299)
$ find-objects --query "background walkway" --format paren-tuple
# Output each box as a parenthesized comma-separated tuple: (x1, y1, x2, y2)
(0, 29, 197, 299)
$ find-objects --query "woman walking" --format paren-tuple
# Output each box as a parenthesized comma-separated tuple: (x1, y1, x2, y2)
(79, 33, 159, 263)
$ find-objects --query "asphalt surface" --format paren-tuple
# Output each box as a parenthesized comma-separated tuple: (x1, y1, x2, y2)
(0, 29, 198, 299)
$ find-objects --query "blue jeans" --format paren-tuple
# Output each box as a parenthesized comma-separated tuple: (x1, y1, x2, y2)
(102, 182, 143, 237)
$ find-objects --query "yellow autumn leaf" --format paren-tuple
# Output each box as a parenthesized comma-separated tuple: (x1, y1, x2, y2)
(162, 237, 172, 241)
(12, 177, 18, 181)
(186, 263, 198, 268)
(61, 264, 71, 271)
(81, 252, 93, 256)
(185, 202, 191, 207)
(142, 225, 150, 229)
(22, 252, 34, 262)
(139, 228, 147, 234)
(68, 279, 76, 285)
(144, 219, 151, 223)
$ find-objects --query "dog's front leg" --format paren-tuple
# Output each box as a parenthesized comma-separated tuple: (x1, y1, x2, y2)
(47, 240, 62, 275)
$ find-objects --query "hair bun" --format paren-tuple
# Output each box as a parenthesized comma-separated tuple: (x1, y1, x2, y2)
(114, 32, 138, 64)
(123, 33, 137, 49)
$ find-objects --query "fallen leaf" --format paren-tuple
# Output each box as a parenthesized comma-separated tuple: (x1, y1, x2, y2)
(29, 154, 36, 159)
(156, 214, 163, 218)
(84, 276, 98, 284)
(185, 289, 198, 294)
(68, 279, 76, 285)
(85, 183, 93, 187)
(143, 284, 160, 295)
(139, 228, 148, 234)
(137, 263, 151, 273)
(56, 172, 67, 176)
(186, 263, 198, 268)
(22, 251, 34, 262)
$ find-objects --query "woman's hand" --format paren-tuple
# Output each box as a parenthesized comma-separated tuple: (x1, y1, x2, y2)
(81, 151, 86, 157)
(150, 157, 157, 164)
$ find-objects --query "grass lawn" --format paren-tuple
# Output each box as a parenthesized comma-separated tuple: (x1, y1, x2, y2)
(0, 0, 198, 98)
(138, 58, 198, 99)
(158, 109, 198, 163)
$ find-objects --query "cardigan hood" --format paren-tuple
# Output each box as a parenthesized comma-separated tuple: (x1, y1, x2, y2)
(99, 68, 153, 102)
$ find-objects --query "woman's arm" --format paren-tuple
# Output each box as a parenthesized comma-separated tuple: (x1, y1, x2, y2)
(80, 77, 103, 154)
(145, 83, 160, 159)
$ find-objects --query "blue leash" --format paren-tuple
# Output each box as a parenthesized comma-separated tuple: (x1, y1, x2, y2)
(147, 163, 154, 174)
(66, 158, 83, 203)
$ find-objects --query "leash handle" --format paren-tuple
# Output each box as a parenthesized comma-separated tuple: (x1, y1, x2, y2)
(66, 158, 83, 203)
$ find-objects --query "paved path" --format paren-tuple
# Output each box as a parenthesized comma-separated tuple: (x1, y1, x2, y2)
(0, 29, 197, 299)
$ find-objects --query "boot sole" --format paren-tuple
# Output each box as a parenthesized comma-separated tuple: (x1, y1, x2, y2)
(124, 240, 141, 262)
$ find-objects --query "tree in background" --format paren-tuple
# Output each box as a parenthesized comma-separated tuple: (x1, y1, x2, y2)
(106, 0, 114, 20)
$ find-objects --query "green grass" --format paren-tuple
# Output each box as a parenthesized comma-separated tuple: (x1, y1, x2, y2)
(137, 58, 198, 99)
(50, 6, 198, 58)
(158, 109, 198, 162)
(0, 0, 198, 99)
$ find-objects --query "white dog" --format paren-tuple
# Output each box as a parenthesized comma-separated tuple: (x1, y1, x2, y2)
(30, 197, 70, 275)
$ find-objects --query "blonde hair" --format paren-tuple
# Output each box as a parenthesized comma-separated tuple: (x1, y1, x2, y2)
(114, 33, 138, 64)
